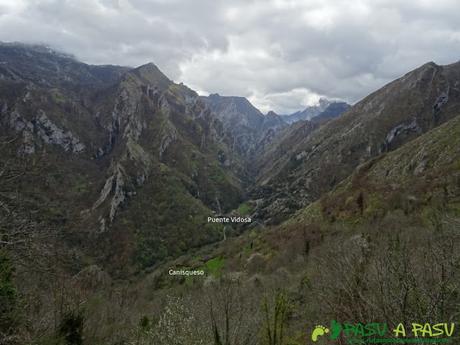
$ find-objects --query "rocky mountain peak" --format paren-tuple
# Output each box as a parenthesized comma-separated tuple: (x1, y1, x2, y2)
(200, 93, 264, 129)
(129, 62, 172, 89)
(421, 61, 437, 68)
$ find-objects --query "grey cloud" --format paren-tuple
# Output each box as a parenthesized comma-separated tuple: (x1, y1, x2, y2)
(1, 0, 459, 113)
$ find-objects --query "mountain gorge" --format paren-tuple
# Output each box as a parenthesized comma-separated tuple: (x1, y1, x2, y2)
(1, 43, 460, 345)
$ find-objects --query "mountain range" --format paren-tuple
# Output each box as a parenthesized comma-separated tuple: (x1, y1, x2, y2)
(1, 42, 459, 345)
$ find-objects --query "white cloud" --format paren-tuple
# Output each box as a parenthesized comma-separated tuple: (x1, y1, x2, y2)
(0, 0, 459, 113)
(248, 88, 322, 114)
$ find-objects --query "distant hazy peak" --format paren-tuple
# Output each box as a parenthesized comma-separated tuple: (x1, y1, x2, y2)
(282, 98, 337, 124)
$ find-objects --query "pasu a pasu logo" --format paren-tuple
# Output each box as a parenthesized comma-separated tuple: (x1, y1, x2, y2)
(310, 320, 455, 344)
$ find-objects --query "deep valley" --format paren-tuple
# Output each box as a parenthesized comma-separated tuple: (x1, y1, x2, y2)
(0, 42, 459, 345)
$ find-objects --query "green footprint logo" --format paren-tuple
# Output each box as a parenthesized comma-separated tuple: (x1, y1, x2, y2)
(311, 325, 329, 342)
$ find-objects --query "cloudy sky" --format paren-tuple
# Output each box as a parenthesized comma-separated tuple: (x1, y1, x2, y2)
(1, 0, 460, 113)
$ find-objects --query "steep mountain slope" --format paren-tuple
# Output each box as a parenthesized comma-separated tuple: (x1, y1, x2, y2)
(311, 101, 350, 124)
(200, 94, 287, 160)
(254, 61, 460, 224)
(253, 100, 350, 181)
(0, 43, 244, 269)
(255, 120, 319, 188)
(295, 112, 460, 225)
(254, 103, 351, 187)
(255, 111, 288, 155)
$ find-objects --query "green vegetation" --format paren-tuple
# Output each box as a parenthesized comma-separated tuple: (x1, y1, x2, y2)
(121, 169, 225, 268)
(237, 202, 253, 216)
(204, 257, 225, 277)
(49, 89, 66, 104)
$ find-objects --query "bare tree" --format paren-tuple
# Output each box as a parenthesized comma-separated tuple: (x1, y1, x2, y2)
(309, 215, 460, 338)
(207, 277, 261, 345)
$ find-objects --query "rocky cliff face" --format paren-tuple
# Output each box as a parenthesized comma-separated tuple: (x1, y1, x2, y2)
(200, 94, 287, 160)
(253, 61, 460, 224)
(255, 111, 288, 154)
(0, 43, 244, 267)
